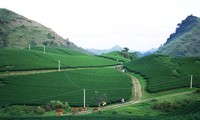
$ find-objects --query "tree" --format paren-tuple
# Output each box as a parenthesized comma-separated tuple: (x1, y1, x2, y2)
(123, 47, 129, 52)
(92, 91, 107, 107)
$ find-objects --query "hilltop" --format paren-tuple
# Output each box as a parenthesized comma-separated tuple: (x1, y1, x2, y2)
(0, 8, 87, 53)
(156, 15, 200, 57)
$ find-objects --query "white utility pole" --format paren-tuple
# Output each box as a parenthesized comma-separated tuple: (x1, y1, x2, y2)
(43, 45, 46, 54)
(58, 60, 60, 71)
(84, 89, 85, 107)
(190, 75, 193, 89)
(28, 44, 30, 50)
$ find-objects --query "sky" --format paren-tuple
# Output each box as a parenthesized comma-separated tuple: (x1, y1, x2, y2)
(0, 0, 200, 51)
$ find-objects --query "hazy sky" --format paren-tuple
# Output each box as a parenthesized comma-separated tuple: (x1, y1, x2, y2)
(0, 0, 200, 51)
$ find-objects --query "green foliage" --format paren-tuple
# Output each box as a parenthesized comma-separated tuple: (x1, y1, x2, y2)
(125, 54, 200, 93)
(92, 91, 107, 107)
(0, 105, 46, 116)
(0, 68, 131, 106)
(120, 51, 139, 60)
(0, 29, 3, 35)
(34, 107, 45, 115)
(100, 51, 139, 62)
(43, 41, 57, 46)
(44, 100, 69, 110)
(47, 33, 55, 39)
(122, 47, 129, 52)
(195, 89, 200, 93)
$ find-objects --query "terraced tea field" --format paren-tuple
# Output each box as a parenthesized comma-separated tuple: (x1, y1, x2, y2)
(0, 47, 120, 71)
(0, 68, 132, 106)
(125, 55, 200, 92)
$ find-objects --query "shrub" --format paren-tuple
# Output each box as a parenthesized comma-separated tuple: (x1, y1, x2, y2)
(0, 29, 3, 35)
(152, 101, 179, 112)
(195, 89, 200, 93)
(24, 107, 35, 115)
(44, 100, 70, 111)
(35, 106, 45, 115)
(112, 111, 118, 115)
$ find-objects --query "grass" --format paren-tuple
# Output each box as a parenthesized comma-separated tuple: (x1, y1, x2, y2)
(0, 48, 120, 71)
(0, 68, 132, 106)
(89, 91, 200, 118)
(124, 54, 200, 93)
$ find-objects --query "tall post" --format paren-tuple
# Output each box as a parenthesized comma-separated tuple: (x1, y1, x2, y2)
(28, 44, 30, 50)
(43, 45, 45, 54)
(84, 89, 85, 107)
(190, 75, 193, 89)
(58, 60, 60, 71)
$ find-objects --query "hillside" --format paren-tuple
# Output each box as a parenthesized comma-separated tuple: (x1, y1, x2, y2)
(0, 8, 88, 53)
(0, 47, 120, 71)
(156, 15, 200, 57)
(124, 54, 200, 93)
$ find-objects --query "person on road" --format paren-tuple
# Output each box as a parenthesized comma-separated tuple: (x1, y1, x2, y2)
(102, 101, 107, 107)
(121, 98, 125, 103)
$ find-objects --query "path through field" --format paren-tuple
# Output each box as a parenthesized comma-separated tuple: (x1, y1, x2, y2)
(130, 74, 142, 101)
(0, 68, 194, 116)
(70, 74, 194, 116)
(0, 66, 114, 77)
(0, 67, 143, 115)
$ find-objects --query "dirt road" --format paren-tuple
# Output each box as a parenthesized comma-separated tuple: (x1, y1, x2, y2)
(70, 74, 194, 116)
(0, 66, 115, 77)
(129, 74, 142, 101)
(71, 73, 142, 115)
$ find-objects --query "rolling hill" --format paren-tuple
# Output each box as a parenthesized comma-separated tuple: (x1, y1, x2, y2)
(0, 47, 121, 71)
(124, 54, 200, 93)
(156, 15, 200, 57)
(0, 8, 88, 53)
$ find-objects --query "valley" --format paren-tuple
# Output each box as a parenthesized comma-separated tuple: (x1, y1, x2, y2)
(0, 8, 200, 120)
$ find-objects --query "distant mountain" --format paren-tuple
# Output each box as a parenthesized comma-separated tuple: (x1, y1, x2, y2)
(0, 8, 88, 53)
(130, 48, 157, 57)
(156, 15, 200, 57)
(141, 48, 158, 56)
(87, 45, 123, 55)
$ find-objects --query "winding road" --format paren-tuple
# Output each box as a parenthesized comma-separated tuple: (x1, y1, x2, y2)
(0, 67, 143, 115)
(0, 67, 193, 116)
(71, 73, 142, 115)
